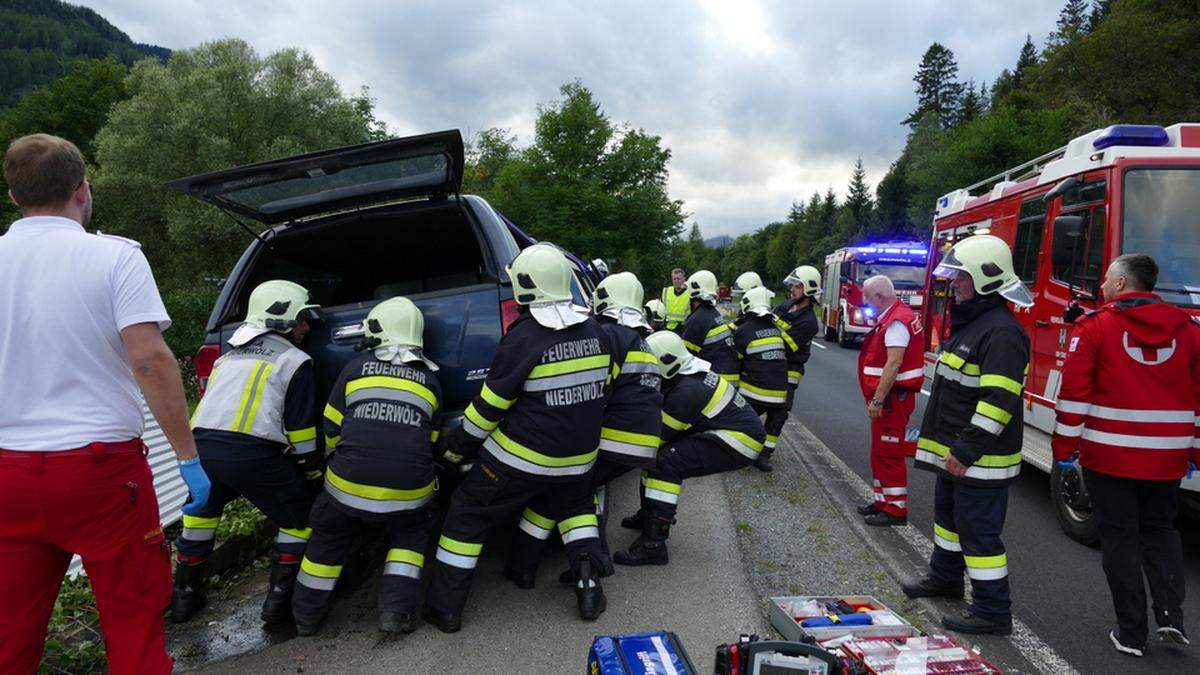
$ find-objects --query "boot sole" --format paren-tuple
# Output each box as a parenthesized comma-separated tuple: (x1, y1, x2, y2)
(1158, 627, 1190, 645)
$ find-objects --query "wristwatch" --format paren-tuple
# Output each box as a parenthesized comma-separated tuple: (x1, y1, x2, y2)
(869, 398, 884, 407)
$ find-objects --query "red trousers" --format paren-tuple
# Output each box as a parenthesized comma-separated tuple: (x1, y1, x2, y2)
(869, 390, 917, 517)
(0, 442, 173, 675)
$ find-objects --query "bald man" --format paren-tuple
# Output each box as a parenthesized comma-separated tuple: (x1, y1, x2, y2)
(857, 276, 926, 526)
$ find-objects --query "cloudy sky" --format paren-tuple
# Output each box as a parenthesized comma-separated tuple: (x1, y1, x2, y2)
(82, 0, 1063, 239)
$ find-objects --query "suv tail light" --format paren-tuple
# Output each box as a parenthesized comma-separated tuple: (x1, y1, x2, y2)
(500, 298, 520, 334)
(193, 344, 221, 396)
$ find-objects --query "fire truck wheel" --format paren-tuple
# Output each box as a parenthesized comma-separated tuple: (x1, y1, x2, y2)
(824, 321, 836, 342)
(1050, 462, 1099, 547)
(836, 318, 854, 349)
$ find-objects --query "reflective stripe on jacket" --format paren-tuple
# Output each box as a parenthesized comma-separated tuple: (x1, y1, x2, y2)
(681, 303, 739, 382)
(597, 318, 663, 467)
(733, 314, 789, 407)
(661, 286, 691, 329)
(858, 300, 926, 399)
(660, 370, 765, 461)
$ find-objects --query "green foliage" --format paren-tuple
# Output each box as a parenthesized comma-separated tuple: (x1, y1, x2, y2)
(903, 42, 963, 129)
(476, 81, 686, 287)
(215, 497, 267, 539)
(39, 576, 103, 674)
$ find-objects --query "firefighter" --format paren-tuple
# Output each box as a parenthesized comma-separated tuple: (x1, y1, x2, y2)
(176, 280, 324, 625)
(680, 269, 740, 385)
(765, 265, 821, 471)
(1053, 254, 1197, 657)
(423, 244, 611, 632)
(733, 286, 790, 472)
(857, 275, 926, 527)
(614, 331, 766, 567)
(506, 271, 663, 583)
(732, 271, 763, 296)
(661, 267, 691, 331)
(645, 298, 668, 332)
(292, 297, 441, 637)
(901, 235, 1031, 636)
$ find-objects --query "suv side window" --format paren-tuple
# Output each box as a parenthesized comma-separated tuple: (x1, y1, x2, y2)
(1013, 198, 1046, 285)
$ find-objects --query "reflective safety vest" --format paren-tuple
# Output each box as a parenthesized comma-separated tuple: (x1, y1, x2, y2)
(192, 333, 313, 451)
(661, 285, 691, 330)
(857, 301, 926, 400)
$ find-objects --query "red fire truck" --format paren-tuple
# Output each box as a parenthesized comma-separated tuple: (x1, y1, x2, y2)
(920, 123, 1200, 544)
(822, 242, 928, 347)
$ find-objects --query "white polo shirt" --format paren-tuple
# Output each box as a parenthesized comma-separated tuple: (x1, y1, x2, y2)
(0, 216, 170, 451)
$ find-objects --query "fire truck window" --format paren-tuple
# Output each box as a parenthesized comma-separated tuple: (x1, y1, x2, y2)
(1063, 179, 1107, 207)
(1051, 206, 1106, 295)
(1013, 198, 1046, 285)
(1123, 169, 1200, 307)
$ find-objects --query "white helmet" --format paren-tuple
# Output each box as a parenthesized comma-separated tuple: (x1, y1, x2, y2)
(363, 297, 424, 350)
(686, 270, 719, 301)
(245, 280, 320, 332)
(647, 330, 695, 379)
(739, 285, 775, 317)
(591, 258, 610, 278)
(645, 298, 667, 323)
(508, 244, 574, 305)
(783, 265, 822, 299)
(593, 271, 644, 315)
(732, 271, 763, 296)
(933, 234, 1033, 307)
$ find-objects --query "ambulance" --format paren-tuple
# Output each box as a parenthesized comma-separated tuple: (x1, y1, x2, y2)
(822, 242, 928, 347)
(920, 123, 1200, 544)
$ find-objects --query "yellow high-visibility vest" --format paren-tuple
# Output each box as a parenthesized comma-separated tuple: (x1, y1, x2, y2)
(661, 286, 691, 330)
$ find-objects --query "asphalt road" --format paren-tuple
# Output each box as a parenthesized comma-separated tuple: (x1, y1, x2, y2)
(791, 333, 1200, 673)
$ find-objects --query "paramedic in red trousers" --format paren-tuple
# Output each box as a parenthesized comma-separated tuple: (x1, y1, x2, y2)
(0, 134, 211, 674)
(1053, 254, 1196, 658)
(857, 275, 925, 527)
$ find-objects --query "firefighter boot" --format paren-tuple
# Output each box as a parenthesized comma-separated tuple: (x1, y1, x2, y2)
(261, 555, 300, 624)
(942, 609, 1012, 636)
(171, 556, 209, 624)
(613, 514, 670, 566)
(620, 509, 644, 531)
(753, 450, 774, 473)
(422, 604, 462, 634)
(901, 574, 964, 600)
(379, 611, 418, 634)
(575, 556, 607, 621)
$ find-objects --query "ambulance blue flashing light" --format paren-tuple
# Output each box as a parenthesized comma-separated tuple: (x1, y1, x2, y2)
(855, 244, 928, 257)
(1092, 125, 1169, 150)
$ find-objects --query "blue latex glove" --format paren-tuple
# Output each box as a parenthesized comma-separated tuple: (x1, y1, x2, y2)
(1055, 453, 1079, 470)
(1188, 462, 1197, 481)
(178, 457, 212, 515)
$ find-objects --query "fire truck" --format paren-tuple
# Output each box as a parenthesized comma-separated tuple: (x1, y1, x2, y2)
(920, 123, 1200, 544)
(822, 242, 929, 347)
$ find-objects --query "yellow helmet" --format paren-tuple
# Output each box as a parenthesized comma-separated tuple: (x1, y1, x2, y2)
(644, 298, 667, 322)
(646, 330, 694, 379)
(783, 265, 822, 298)
(933, 234, 1033, 307)
(739, 285, 775, 316)
(507, 244, 574, 305)
(363, 297, 424, 350)
(733, 271, 763, 296)
(593, 271, 644, 315)
(686, 270, 719, 300)
(244, 280, 320, 332)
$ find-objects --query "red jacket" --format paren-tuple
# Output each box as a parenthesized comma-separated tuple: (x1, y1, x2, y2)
(858, 300, 926, 400)
(1052, 293, 1200, 480)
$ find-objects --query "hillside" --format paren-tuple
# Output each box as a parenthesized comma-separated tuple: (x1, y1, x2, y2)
(0, 0, 169, 105)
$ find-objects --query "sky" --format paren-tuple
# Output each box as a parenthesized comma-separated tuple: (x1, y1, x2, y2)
(81, 0, 1064, 239)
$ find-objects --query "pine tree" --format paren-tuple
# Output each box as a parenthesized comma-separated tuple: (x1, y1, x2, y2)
(1086, 0, 1110, 33)
(902, 42, 964, 130)
(1049, 0, 1090, 46)
(845, 158, 873, 226)
(955, 79, 983, 126)
(1013, 35, 1038, 89)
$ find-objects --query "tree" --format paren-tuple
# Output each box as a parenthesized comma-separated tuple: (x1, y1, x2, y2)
(462, 127, 516, 195)
(487, 81, 685, 286)
(903, 43, 964, 130)
(991, 36, 1037, 105)
(874, 154, 918, 239)
(1049, 0, 1091, 47)
(844, 158, 873, 229)
(92, 39, 384, 291)
(955, 79, 984, 126)
(1086, 0, 1111, 33)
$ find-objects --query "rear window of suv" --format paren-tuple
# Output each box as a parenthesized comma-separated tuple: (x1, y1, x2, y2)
(232, 203, 490, 317)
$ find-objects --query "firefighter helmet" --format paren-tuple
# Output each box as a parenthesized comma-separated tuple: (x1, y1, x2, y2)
(645, 298, 667, 322)
(364, 297, 424, 350)
(591, 258, 610, 278)
(593, 271, 644, 316)
(507, 244, 574, 305)
(733, 271, 763, 296)
(933, 234, 1033, 307)
(687, 270, 719, 300)
(783, 265, 822, 298)
(739, 285, 775, 316)
(245, 280, 320, 332)
(646, 330, 695, 379)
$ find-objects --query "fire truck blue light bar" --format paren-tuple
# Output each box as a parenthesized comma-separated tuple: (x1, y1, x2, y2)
(1092, 125, 1169, 150)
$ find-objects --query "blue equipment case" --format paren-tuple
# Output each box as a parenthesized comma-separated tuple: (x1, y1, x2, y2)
(588, 631, 697, 675)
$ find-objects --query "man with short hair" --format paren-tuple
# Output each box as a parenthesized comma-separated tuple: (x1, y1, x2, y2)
(0, 134, 209, 674)
(661, 267, 691, 332)
(1053, 254, 1198, 657)
(858, 275, 926, 527)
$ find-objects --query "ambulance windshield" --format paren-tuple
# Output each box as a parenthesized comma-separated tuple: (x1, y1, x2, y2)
(1123, 168, 1200, 307)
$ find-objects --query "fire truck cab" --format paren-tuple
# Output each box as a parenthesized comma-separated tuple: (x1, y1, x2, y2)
(822, 242, 928, 348)
(921, 123, 1200, 544)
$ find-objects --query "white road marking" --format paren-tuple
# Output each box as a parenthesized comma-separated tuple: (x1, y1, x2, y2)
(921, 389, 931, 396)
(812, 341, 827, 349)
(781, 421, 1077, 675)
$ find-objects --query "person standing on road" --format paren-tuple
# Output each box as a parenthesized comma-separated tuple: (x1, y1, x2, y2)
(857, 275, 926, 527)
(0, 134, 210, 674)
(1052, 254, 1196, 657)
(733, 286, 790, 473)
(175, 280, 324, 626)
(768, 265, 822, 468)
(424, 244, 611, 632)
(680, 269, 740, 385)
(292, 297, 442, 637)
(661, 267, 691, 332)
(902, 235, 1031, 637)
(615, 331, 765, 567)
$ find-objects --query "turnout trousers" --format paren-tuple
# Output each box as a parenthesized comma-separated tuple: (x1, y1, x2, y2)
(0, 442, 173, 675)
(869, 389, 916, 517)
(929, 474, 1011, 622)
(174, 442, 318, 564)
(292, 492, 431, 624)
(641, 435, 751, 526)
(750, 400, 789, 459)
(507, 457, 635, 575)
(1085, 468, 1186, 647)
(426, 460, 603, 617)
